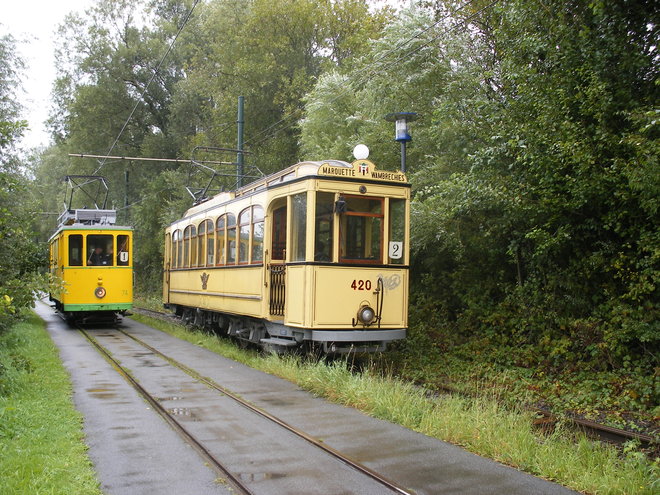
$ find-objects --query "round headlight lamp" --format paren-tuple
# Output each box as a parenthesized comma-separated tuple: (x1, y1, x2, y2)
(356, 305, 376, 326)
(94, 287, 106, 299)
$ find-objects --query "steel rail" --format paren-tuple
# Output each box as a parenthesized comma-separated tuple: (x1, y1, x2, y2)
(116, 327, 414, 495)
(77, 326, 254, 495)
(134, 307, 658, 451)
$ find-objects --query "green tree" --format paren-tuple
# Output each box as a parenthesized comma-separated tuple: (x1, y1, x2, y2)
(0, 32, 46, 330)
(300, 1, 659, 370)
(174, 0, 392, 173)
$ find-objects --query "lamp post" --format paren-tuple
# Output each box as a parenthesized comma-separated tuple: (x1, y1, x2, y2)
(385, 112, 417, 173)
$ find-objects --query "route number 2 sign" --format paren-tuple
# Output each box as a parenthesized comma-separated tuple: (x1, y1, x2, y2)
(389, 241, 403, 260)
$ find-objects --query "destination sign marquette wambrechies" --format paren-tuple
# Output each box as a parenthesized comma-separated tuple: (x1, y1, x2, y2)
(318, 160, 408, 183)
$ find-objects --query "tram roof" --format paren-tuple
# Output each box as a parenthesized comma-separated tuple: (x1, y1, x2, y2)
(183, 160, 350, 217)
(182, 159, 408, 219)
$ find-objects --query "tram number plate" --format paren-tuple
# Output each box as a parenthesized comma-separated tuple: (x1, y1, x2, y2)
(389, 241, 403, 259)
(351, 279, 372, 291)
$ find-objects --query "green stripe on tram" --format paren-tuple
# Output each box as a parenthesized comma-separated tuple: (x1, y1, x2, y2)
(63, 303, 133, 311)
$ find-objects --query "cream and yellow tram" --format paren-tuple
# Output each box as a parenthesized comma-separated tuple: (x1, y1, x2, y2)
(163, 156, 409, 353)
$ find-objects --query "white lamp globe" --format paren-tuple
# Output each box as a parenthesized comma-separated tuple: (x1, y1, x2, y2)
(353, 144, 369, 160)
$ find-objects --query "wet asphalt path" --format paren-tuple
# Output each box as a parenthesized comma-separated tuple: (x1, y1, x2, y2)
(36, 301, 577, 495)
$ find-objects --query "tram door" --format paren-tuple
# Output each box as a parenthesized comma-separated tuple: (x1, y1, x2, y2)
(269, 205, 287, 317)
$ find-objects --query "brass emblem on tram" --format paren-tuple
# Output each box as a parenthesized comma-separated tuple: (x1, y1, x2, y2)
(200, 272, 209, 290)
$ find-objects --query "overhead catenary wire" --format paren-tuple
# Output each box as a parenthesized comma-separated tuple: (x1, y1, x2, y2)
(101, 0, 501, 214)
(93, 0, 201, 175)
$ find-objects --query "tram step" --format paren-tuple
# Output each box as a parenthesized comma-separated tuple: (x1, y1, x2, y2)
(260, 337, 298, 347)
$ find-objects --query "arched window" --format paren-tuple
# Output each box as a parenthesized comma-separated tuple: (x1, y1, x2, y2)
(197, 220, 213, 267)
(252, 206, 264, 263)
(238, 208, 251, 264)
(197, 220, 206, 267)
(226, 213, 237, 264)
(183, 225, 196, 268)
(190, 225, 198, 267)
(216, 215, 226, 265)
(201, 219, 214, 266)
(173, 229, 182, 268)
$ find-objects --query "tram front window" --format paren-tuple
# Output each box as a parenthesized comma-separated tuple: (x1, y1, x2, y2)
(87, 234, 114, 266)
(339, 196, 383, 264)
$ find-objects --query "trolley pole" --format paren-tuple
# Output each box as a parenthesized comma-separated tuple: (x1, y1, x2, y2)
(237, 96, 245, 187)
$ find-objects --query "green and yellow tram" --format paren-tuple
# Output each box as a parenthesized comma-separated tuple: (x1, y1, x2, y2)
(49, 208, 133, 322)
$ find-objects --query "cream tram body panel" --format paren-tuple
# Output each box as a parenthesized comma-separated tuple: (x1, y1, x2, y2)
(311, 267, 408, 328)
(167, 267, 263, 318)
(163, 158, 410, 352)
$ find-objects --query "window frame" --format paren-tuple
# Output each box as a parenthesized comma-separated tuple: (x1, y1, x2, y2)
(338, 195, 385, 265)
(238, 208, 251, 265)
(173, 229, 182, 269)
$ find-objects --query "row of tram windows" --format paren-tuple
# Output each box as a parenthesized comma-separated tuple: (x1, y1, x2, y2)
(170, 192, 406, 269)
(51, 234, 131, 267)
(171, 205, 264, 269)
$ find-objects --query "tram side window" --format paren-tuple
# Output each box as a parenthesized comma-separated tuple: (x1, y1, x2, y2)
(203, 220, 214, 266)
(339, 196, 383, 264)
(117, 234, 130, 266)
(51, 238, 59, 268)
(216, 216, 226, 265)
(173, 229, 182, 268)
(227, 214, 237, 264)
(252, 206, 264, 263)
(183, 226, 193, 268)
(290, 193, 307, 262)
(87, 234, 114, 266)
(197, 220, 206, 267)
(389, 199, 405, 264)
(69, 235, 83, 266)
(314, 192, 334, 262)
(238, 208, 251, 264)
(190, 225, 198, 267)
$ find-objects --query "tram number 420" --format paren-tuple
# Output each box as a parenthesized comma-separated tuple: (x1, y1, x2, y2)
(351, 279, 372, 291)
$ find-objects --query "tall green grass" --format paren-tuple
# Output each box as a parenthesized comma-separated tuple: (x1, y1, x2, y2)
(131, 313, 658, 495)
(0, 314, 101, 495)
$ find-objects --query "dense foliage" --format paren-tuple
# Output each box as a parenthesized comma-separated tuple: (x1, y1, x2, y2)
(302, 1, 659, 378)
(22, 0, 659, 399)
(0, 32, 46, 331)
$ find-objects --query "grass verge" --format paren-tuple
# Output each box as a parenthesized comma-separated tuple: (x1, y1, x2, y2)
(0, 313, 101, 495)
(130, 312, 658, 495)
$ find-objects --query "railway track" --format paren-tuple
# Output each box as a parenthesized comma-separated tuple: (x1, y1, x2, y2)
(77, 321, 412, 495)
(131, 306, 658, 454)
(433, 384, 657, 452)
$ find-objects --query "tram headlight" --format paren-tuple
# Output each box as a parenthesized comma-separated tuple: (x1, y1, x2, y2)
(356, 305, 376, 326)
(94, 287, 106, 299)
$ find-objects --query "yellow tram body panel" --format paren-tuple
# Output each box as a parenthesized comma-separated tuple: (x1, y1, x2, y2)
(164, 158, 410, 350)
(49, 226, 133, 312)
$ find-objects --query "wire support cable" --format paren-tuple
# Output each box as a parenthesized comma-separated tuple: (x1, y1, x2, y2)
(93, 0, 201, 175)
